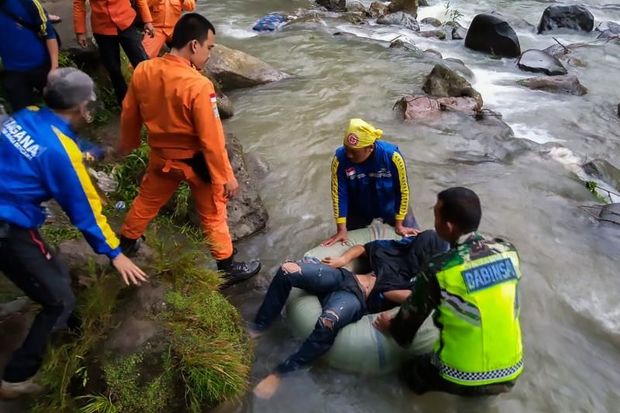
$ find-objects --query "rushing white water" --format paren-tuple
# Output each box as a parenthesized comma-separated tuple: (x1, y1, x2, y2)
(199, 1, 620, 411)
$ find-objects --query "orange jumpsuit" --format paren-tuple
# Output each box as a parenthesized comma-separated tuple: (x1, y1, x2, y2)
(119, 54, 235, 260)
(142, 0, 195, 58)
(73, 0, 152, 36)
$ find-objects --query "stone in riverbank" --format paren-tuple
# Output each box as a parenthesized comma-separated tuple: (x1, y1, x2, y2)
(465, 14, 521, 58)
(537, 5, 594, 34)
(388, 0, 418, 17)
(368, 1, 389, 18)
(517, 75, 587, 95)
(583, 159, 620, 192)
(377, 11, 420, 31)
(421, 17, 442, 27)
(517, 49, 567, 76)
(316, 0, 346, 12)
(205, 45, 290, 91)
(395, 95, 480, 119)
(422, 64, 483, 108)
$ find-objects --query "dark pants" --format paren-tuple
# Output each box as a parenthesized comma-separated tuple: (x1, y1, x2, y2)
(347, 207, 418, 231)
(253, 258, 365, 374)
(2, 65, 49, 112)
(94, 26, 148, 105)
(0, 222, 75, 383)
(400, 353, 515, 396)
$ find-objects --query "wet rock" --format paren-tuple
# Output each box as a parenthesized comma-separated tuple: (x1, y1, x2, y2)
(395, 95, 480, 119)
(389, 39, 424, 56)
(422, 64, 483, 107)
(368, 1, 389, 18)
(598, 30, 620, 40)
(418, 0, 429, 6)
(517, 49, 567, 76)
(444, 58, 474, 78)
(388, 0, 418, 17)
(244, 152, 271, 181)
(418, 30, 446, 40)
(189, 134, 268, 241)
(537, 5, 594, 34)
(421, 17, 442, 27)
(205, 44, 290, 91)
(347, 1, 367, 13)
(517, 75, 587, 95)
(442, 21, 468, 40)
(377, 11, 420, 31)
(465, 13, 521, 58)
(316, 0, 346, 12)
(596, 21, 620, 34)
(423, 48, 442, 59)
(217, 93, 234, 120)
(490, 11, 535, 31)
(599, 203, 620, 227)
(583, 159, 620, 191)
(340, 11, 367, 25)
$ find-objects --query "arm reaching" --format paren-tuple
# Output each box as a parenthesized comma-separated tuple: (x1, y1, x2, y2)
(321, 244, 366, 268)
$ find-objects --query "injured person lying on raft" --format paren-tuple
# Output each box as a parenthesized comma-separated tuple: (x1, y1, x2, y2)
(249, 229, 449, 399)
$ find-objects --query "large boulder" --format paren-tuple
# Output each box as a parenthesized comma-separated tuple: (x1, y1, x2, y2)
(377, 11, 420, 31)
(395, 95, 480, 120)
(368, 1, 389, 18)
(205, 45, 290, 91)
(537, 5, 594, 34)
(465, 14, 521, 58)
(517, 49, 567, 76)
(422, 64, 483, 108)
(316, 0, 346, 11)
(217, 93, 234, 120)
(189, 134, 268, 241)
(583, 159, 620, 191)
(388, 0, 418, 16)
(517, 75, 587, 95)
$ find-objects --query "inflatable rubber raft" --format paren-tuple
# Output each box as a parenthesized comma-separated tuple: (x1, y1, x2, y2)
(285, 223, 438, 375)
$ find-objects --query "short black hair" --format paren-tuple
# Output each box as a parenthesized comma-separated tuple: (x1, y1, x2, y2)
(437, 187, 482, 233)
(169, 13, 216, 50)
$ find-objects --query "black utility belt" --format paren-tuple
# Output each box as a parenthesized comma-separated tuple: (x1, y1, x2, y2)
(179, 153, 211, 183)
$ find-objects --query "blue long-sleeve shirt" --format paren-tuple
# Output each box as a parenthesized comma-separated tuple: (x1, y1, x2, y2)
(0, 0, 56, 71)
(0, 107, 120, 259)
(330, 140, 411, 225)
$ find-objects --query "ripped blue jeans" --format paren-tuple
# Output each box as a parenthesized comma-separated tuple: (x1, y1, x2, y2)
(253, 258, 365, 374)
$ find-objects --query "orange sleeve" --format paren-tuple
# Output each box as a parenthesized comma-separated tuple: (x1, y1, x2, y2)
(119, 72, 143, 155)
(72, 0, 87, 34)
(193, 82, 234, 185)
(136, 0, 153, 23)
(182, 0, 196, 12)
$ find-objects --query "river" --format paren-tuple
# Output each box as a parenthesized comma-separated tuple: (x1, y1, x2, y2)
(199, 1, 620, 412)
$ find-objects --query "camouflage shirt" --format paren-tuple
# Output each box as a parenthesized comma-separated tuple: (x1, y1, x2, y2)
(389, 232, 520, 346)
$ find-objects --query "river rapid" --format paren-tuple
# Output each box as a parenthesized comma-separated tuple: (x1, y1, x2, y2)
(200, 1, 620, 412)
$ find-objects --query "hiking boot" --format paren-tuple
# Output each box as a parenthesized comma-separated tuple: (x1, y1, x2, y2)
(119, 235, 144, 257)
(217, 257, 261, 288)
(0, 378, 43, 399)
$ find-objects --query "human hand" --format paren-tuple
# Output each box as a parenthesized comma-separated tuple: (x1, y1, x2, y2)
(395, 222, 420, 237)
(144, 23, 155, 38)
(321, 256, 346, 268)
(372, 311, 393, 333)
(321, 229, 348, 247)
(76, 33, 88, 48)
(224, 178, 239, 199)
(112, 253, 148, 285)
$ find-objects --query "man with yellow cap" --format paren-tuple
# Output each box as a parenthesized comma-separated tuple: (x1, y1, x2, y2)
(323, 118, 417, 246)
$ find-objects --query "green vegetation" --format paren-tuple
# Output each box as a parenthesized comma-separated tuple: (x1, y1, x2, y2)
(586, 181, 612, 204)
(31, 225, 251, 413)
(444, 1, 464, 23)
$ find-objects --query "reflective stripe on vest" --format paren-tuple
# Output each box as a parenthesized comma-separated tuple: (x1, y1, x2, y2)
(434, 250, 523, 386)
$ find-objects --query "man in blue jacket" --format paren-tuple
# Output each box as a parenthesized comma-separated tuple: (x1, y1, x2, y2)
(0, 0, 59, 111)
(0, 68, 146, 399)
(323, 118, 418, 246)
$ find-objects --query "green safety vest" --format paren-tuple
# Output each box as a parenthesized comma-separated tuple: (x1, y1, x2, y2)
(433, 250, 523, 386)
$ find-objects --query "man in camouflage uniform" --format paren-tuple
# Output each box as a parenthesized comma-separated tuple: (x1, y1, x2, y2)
(375, 187, 523, 396)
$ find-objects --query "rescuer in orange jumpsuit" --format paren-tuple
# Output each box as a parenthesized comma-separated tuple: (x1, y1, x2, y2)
(143, 0, 195, 58)
(117, 13, 261, 285)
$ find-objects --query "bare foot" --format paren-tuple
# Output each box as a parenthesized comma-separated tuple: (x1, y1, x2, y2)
(253, 374, 281, 399)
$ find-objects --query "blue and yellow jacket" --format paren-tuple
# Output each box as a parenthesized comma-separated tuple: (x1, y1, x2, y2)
(331, 140, 410, 225)
(0, 107, 120, 258)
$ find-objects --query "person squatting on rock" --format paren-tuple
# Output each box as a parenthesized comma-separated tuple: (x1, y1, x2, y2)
(0, 68, 147, 400)
(249, 230, 449, 399)
(374, 187, 524, 396)
(142, 0, 196, 58)
(117, 13, 261, 284)
(323, 118, 419, 247)
(0, 0, 59, 111)
(73, 0, 155, 105)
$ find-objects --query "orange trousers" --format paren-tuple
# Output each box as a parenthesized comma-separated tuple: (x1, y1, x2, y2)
(121, 152, 233, 260)
(142, 28, 170, 59)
